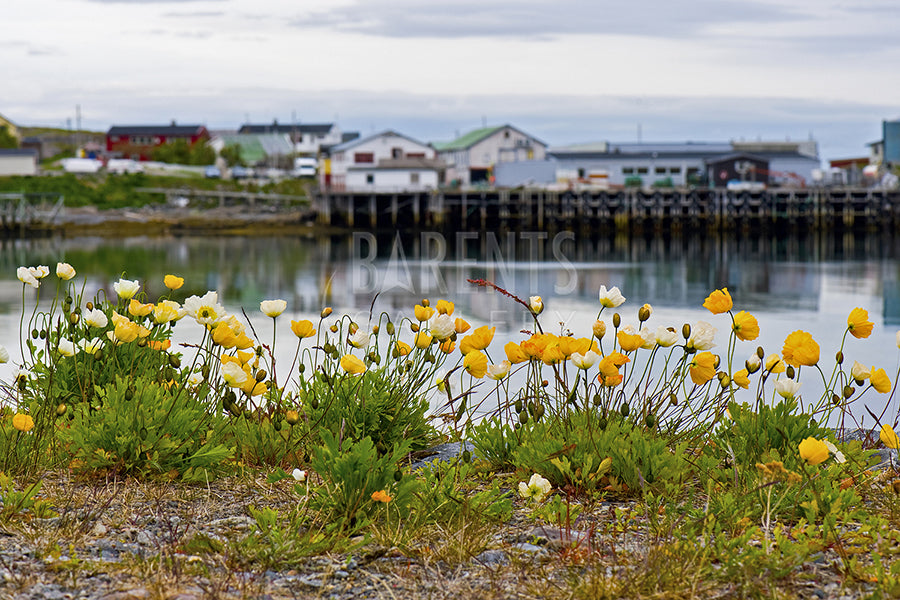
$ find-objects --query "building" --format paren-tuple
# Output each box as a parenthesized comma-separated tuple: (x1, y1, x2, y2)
(209, 133, 294, 168)
(106, 123, 210, 161)
(238, 121, 347, 155)
(327, 130, 437, 192)
(869, 119, 900, 167)
(346, 157, 444, 192)
(0, 113, 21, 143)
(433, 125, 547, 187)
(544, 139, 820, 189)
(0, 149, 38, 176)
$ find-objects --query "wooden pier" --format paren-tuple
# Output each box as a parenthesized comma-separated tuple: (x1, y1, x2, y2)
(0, 193, 65, 234)
(313, 188, 900, 232)
(135, 187, 310, 210)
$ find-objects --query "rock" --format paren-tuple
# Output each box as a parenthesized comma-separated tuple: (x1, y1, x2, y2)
(91, 522, 108, 537)
(473, 549, 509, 566)
(522, 525, 591, 549)
(410, 441, 475, 470)
(510, 542, 546, 555)
(99, 589, 151, 600)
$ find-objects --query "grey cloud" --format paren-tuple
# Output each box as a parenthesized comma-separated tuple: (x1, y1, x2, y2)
(162, 10, 226, 17)
(292, 0, 803, 39)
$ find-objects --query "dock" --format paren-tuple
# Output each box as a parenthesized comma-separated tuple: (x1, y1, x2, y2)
(313, 187, 900, 233)
(0, 193, 65, 234)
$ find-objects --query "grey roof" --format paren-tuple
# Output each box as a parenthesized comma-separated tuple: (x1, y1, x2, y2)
(330, 129, 430, 153)
(239, 122, 334, 135)
(0, 148, 37, 157)
(108, 125, 206, 137)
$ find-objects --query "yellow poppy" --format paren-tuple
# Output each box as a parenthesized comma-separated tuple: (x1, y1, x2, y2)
(880, 424, 900, 450)
(782, 330, 820, 367)
(703, 288, 733, 314)
(847, 307, 874, 339)
(414, 331, 433, 349)
(435, 300, 454, 315)
(340, 354, 366, 375)
(464, 351, 488, 378)
(12, 413, 34, 432)
(164, 274, 184, 290)
(732, 311, 760, 341)
(871, 367, 892, 393)
(414, 304, 435, 321)
(798, 437, 829, 465)
(732, 368, 750, 389)
(689, 352, 717, 385)
(505, 341, 529, 364)
(291, 319, 316, 339)
(459, 326, 495, 355)
(617, 330, 644, 353)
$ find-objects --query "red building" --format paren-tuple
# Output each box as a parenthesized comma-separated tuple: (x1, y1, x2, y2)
(106, 123, 210, 161)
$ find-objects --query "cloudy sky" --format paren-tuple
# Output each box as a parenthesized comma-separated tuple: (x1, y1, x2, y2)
(4, 0, 899, 161)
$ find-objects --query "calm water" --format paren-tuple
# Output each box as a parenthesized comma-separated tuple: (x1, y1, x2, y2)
(2, 230, 899, 423)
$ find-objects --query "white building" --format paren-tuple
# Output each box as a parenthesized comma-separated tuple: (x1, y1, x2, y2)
(328, 130, 437, 192)
(0, 149, 38, 176)
(346, 157, 444, 192)
(432, 124, 547, 187)
(238, 121, 346, 156)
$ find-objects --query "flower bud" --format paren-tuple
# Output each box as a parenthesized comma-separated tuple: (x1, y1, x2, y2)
(757, 346, 765, 359)
(592, 320, 606, 339)
(421, 299, 430, 307)
(843, 385, 854, 399)
(638, 304, 652, 323)
(285, 410, 300, 425)
(682, 323, 691, 339)
(612, 313, 621, 328)
(372, 325, 379, 335)
(720, 376, 731, 389)
(321, 307, 333, 318)
(786, 365, 795, 379)
(386, 322, 395, 336)
(835, 351, 844, 365)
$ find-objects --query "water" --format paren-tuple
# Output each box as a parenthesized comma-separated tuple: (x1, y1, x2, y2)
(1, 230, 899, 424)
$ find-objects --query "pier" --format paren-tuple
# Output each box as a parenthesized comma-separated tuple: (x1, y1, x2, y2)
(0, 193, 65, 234)
(313, 188, 900, 233)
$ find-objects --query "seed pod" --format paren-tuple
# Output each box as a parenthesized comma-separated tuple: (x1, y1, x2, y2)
(669, 392, 678, 406)
(298, 364, 306, 374)
(31, 329, 39, 339)
(393, 469, 403, 482)
(612, 313, 621, 328)
(168, 354, 181, 368)
(462, 449, 471, 463)
(273, 419, 282, 431)
(620, 402, 630, 417)
(832, 393, 841, 406)
(843, 385, 854, 399)
(518, 412, 529, 425)
(682, 323, 691, 339)
(645, 413, 657, 428)
(592, 393, 602, 406)
(310, 396, 319, 410)
(597, 416, 608, 430)
(323, 343, 335, 354)
(786, 365, 795, 379)
(201, 364, 210, 379)
(835, 351, 844, 365)
(515, 399, 524, 413)
(534, 404, 545, 420)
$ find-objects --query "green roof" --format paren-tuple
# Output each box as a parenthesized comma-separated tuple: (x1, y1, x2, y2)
(432, 126, 504, 152)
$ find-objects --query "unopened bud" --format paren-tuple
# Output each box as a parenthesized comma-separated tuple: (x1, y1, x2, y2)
(612, 313, 621, 328)
(843, 385, 854, 399)
(757, 346, 765, 359)
(835, 351, 844, 365)
(786, 365, 795, 379)
(592, 320, 606, 339)
(321, 307, 333, 318)
(638, 304, 652, 323)
(682, 323, 691, 339)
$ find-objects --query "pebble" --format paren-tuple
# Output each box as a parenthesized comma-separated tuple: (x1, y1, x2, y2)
(473, 549, 510, 566)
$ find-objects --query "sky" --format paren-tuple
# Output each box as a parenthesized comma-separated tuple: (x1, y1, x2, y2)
(3, 0, 900, 162)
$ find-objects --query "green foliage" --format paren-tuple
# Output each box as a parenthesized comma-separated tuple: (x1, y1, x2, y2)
(150, 138, 215, 165)
(0, 125, 18, 149)
(309, 431, 417, 530)
(712, 399, 829, 473)
(470, 417, 520, 469)
(224, 413, 306, 469)
(512, 412, 692, 495)
(302, 367, 438, 453)
(0, 473, 55, 521)
(58, 375, 231, 480)
(412, 460, 512, 525)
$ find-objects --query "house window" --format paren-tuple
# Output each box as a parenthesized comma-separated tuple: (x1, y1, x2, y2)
(355, 152, 374, 164)
(622, 167, 634, 175)
(637, 167, 648, 175)
(578, 168, 585, 178)
(407, 153, 425, 158)
(392, 147, 403, 159)
(655, 167, 666, 175)
(670, 166, 682, 174)
(410, 173, 420, 184)
(366, 174, 374, 184)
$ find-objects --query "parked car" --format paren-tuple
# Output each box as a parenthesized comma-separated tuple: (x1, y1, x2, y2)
(726, 179, 766, 192)
(107, 159, 144, 174)
(204, 165, 221, 179)
(291, 157, 317, 178)
(230, 166, 253, 180)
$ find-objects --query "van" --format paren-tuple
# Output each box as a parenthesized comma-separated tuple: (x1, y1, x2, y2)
(292, 157, 317, 178)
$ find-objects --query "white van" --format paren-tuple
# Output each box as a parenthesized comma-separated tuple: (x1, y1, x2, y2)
(292, 157, 317, 178)
(106, 159, 144, 174)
